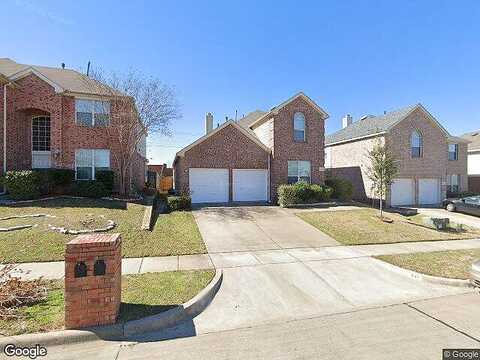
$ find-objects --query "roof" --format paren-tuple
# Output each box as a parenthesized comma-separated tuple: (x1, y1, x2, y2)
(461, 130, 480, 151)
(237, 110, 267, 129)
(0, 58, 119, 96)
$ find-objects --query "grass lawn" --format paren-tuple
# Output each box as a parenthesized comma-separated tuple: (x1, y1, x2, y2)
(376, 249, 480, 279)
(297, 208, 480, 245)
(0, 197, 206, 263)
(0, 270, 215, 336)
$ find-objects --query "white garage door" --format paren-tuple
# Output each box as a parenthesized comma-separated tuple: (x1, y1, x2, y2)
(189, 168, 229, 203)
(390, 178, 414, 206)
(418, 178, 440, 205)
(233, 169, 268, 202)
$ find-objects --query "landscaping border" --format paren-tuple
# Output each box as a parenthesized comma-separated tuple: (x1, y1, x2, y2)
(0, 269, 223, 348)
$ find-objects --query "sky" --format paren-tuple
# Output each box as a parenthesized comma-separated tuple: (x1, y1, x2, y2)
(2, 0, 480, 166)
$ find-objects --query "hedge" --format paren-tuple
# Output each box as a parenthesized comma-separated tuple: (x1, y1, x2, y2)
(167, 195, 192, 211)
(69, 181, 109, 198)
(1, 170, 41, 200)
(95, 170, 115, 193)
(325, 177, 354, 201)
(278, 182, 333, 207)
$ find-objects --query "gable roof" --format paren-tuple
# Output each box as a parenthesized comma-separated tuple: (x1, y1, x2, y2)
(174, 120, 271, 161)
(249, 92, 329, 129)
(461, 130, 480, 152)
(0, 58, 119, 96)
(237, 110, 267, 129)
(325, 104, 451, 146)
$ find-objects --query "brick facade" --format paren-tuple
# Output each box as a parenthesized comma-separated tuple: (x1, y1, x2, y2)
(0, 73, 146, 190)
(64, 233, 121, 329)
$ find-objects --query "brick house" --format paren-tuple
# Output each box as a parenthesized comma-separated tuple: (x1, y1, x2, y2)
(0, 58, 146, 192)
(461, 130, 480, 193)
(173, 92, 329, 203)
(325, 104, 469, 207)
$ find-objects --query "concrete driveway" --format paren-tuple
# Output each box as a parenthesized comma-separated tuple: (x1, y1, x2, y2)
(416, 207, 480, 229)
(192, 206, 339, 253)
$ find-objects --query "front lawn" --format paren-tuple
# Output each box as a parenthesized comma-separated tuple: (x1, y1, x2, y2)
(297, 208, 480, 245)
(0, 270, 215, 336)
(0, 197, 206, 263)
(376, 249, 480, 279)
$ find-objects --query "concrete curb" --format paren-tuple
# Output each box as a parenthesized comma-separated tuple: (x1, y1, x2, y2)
(0, 269, 223, 349)
(375, 257, 473, 288)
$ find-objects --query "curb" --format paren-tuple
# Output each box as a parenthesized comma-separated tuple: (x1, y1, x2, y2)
(374, 257, 473, 288)
(0, 269, 223, 349)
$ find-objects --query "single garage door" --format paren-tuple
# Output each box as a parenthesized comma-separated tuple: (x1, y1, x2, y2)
(390, 178, 414, 206)
(233, 169, 268, 202)
(418, 178, 440, 205)
(189, 168, 229, 203)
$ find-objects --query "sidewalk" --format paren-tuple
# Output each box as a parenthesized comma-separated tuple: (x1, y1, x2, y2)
(4, 238, 480, 280)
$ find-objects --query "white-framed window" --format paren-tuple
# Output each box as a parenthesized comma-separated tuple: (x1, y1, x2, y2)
(75, 99, 110, 127)
(448, 143, 458, 161)
(411, 130, 423, 158)
(447, 174, 459, 193)
(293, 112, 306, 142)
(75, 149, 111, 180)
(287, 160, 311, 184)
(32, 116, 51, 151)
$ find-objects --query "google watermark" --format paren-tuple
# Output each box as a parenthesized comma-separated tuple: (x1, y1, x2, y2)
(3, 344, 47, 359)
(444, 349, 480, 360)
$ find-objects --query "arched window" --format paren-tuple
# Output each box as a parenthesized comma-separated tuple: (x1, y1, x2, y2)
(293, 112, 305, 142)
(411, 130, 423, 158)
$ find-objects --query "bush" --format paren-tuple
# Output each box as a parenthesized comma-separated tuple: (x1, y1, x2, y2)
(95, 170, 114, 193)
(167, 195, 192, 211)
(325, 178, 354, 201)
(277, 182, 333, 207)
(70, 181, 109, 198)
(1, 171, 41, 200)
(35, 169, 75, 195)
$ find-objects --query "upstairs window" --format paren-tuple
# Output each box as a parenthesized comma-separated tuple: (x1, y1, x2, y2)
(411, 130, 423, 158)
(32, 116, 51, 151)
(75, 149, 110, 180)
(448, 144, 458, 161)
(293, 112, 306, 142)
(287, 160, 311, 184)
(75, 99, 110, 127)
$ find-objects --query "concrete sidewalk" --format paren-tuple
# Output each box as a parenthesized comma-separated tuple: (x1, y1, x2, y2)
(5, 238, 480, 280)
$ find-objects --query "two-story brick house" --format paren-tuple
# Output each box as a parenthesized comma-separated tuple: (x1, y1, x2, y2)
(173, 92, 328, 203)
(325, 104, 469, 207)
(0, 58, 146, 192)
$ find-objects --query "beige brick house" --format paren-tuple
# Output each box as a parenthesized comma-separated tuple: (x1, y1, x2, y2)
(325, 104, 469, 207)
(460, 130, 480, 193)
(173, 93, 328, 203)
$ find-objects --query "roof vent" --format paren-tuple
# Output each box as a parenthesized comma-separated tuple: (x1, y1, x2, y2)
(360, 115, 369, 121)
(473, 132, 479, 137)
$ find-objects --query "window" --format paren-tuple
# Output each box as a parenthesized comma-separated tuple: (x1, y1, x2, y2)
(287, 160, 311, 184)
(447, 174, 459, 194)
(75, 149, 110, 180)
(448, 144, 458, 161)
(32, 116, 51, 151)
(293, 112, 305, 142)
(411, 130, 423, 158)
(75, 99, 110, 127)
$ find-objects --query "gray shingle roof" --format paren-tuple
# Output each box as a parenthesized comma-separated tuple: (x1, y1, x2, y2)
(461, 130, 480, 151)
(325, 104, 418, 145)
(237, 110, 267, 129)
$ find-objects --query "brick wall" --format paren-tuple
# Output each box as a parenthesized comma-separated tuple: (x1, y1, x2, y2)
(64, 233, 122, 329)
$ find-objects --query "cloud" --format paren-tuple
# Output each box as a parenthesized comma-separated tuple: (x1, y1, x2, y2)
(13, 0, 74, 26)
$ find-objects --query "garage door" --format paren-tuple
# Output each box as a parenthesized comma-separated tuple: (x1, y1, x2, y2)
(233, 169, 268, 202)
(189, 168, 229, 203)
(418, 178, 440, 205)
(390, 178, 414, 206)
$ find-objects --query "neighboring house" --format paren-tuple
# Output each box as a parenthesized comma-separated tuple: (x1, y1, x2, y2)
(0, 58, 147, 191)
(461, 130, 480, 193)
(325, 104, 469, 207)
(147, 164, 173, 192)
(173, 92, 328, 203)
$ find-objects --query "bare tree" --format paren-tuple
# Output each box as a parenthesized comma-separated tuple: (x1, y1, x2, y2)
(86, 69, 181, 195)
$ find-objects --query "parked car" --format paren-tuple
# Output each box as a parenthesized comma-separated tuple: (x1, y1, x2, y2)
(443, 196, 480, 216)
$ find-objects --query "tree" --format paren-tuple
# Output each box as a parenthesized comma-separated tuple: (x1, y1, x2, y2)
(87, 69, 181, 195)
(366, 138, 398, 219)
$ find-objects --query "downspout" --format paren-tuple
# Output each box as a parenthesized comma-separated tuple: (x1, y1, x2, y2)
(1, 84, 6, 194)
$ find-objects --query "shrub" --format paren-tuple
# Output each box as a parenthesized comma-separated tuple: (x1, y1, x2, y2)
(95, 170, 115, 193)
(1, 171, 41, 200)
(325, 178, 354, 201)
(35, 169, 75, 195)
(70, 181, 109, 198)
(277, 182, 333, 207)
(167, 195, 192, 211)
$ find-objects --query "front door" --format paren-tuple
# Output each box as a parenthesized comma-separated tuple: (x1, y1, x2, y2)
(31, 116, 51, 168)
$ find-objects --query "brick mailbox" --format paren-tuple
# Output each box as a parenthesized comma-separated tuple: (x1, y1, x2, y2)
(64, 233, 122, 329)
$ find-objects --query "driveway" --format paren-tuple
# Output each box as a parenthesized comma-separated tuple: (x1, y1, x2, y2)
(415, 207, 480, 229)
(192, 206, 339, 253)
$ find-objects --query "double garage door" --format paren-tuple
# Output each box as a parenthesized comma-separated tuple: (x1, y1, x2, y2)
(189, 168, 268, 204)
(390, 178, 441, 206)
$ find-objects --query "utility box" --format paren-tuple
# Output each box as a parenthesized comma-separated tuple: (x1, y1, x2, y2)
(64, 233, 122, 329)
